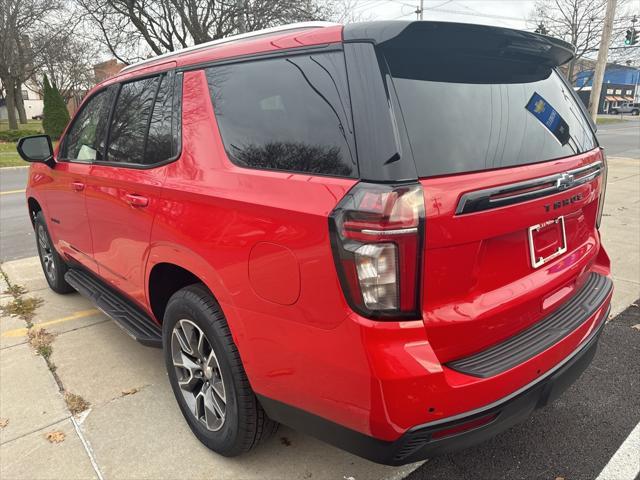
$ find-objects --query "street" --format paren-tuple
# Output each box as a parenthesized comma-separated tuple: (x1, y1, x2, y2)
(408, 302, 640, 480)
(597, 119, 640, 158)
(0, 169, 33, 262)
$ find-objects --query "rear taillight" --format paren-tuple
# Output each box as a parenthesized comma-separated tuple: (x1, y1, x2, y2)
(596, 148, 608, 229)
(329, 183, 425, 320)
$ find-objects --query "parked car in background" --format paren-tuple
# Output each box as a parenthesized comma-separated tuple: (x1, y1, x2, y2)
(31, 114, 43, 120)
(18, 21, 612, 465)
(610, 102, 640, 115)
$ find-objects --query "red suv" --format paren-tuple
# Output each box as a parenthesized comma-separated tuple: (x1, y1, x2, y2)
(19, 21, 612, 465)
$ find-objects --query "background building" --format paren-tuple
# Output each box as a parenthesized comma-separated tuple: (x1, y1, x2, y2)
(0, 80, 43, 121)
(94, 59, 125, 83)
(574, 63, 640, 114)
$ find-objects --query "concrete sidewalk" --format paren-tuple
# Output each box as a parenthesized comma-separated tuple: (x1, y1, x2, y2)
(599, 156, 640, 317)
(0, 279, 421, 478)
(0, 157, 638, 480)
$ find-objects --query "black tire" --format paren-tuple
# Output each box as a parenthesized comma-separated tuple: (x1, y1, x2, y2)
(610, 109, 618, 115)
(34, 211, 74, 294)
(163, 284, 278, 456)
(632, 109, 639, 116)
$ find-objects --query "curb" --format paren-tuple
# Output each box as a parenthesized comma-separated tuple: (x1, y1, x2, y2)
(0, 165, 28, 170)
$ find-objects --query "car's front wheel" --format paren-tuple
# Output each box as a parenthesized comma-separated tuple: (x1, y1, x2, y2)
(163, 284, 278, 456)
(35, 211, 74, 294)
(632, 109, 639, 116)
(610, 109, 619, 115)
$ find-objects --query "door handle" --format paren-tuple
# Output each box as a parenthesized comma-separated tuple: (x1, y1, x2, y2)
(124, 193, 149, 208)
(72, 181, 85, 192)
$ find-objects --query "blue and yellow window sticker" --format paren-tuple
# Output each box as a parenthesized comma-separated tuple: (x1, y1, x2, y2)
(525, 93, 571, 146)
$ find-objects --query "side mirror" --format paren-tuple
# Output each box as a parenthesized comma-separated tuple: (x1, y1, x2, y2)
(17, 135, 55, 168)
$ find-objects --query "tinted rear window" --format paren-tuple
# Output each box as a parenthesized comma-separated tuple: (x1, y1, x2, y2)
(205, 52, 357, 177)
(386, 54, 597, 177)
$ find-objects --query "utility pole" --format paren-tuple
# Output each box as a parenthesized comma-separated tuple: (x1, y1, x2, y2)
(415, 0, 424, 20)
(588, 0, 617, 122)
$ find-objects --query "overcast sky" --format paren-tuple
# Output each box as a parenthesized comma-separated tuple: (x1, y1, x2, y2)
(355, 0, 536, 30)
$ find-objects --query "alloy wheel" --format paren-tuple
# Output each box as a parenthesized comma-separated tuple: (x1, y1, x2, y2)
(37, 224, 56, 283)
(171, 319, 227, 431)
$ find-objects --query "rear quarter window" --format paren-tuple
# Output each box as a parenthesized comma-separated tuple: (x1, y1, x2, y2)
(205, 51, 357, 178)
(386, 53, 597, 177)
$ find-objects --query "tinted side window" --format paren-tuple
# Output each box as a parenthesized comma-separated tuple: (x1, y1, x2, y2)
(61, 89, 113, 162)
(145, 75, 175, 163)
(107, 77, 158, 164)
(206, 52, 356, 177)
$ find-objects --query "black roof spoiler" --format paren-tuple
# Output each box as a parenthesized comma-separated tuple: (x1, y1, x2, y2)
(343, 21, 575, 67)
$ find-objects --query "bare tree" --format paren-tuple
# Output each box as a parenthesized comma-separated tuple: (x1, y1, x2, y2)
(30, 31, 100, 103)
(327, 0, 374, 23)
(75, 0, 337, 64)
(0, 0, 64, 129)
(529, 0, 638, 84)
(529, 0, 608, 84)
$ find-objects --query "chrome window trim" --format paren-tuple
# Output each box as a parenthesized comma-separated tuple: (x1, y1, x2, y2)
(455, 160, 602, 215)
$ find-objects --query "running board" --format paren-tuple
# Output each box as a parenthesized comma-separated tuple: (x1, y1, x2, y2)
(64, 268, 162, 348)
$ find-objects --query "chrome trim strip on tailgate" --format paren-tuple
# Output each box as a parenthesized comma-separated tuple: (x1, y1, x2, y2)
(455, 160, 603, 215)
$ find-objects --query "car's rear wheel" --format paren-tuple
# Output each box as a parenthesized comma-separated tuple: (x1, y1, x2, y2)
(163, 284, 278, 456)
(35, 212, 74, 294)
(632, 109, 639, 116)
(610, 109, 619, 115)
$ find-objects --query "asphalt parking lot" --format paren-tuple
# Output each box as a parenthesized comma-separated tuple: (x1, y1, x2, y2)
(0, 123, 639, 479)
(407, 302, 640, 480)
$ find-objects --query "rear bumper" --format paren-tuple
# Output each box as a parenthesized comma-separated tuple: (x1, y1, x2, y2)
(259, 302, 610, 465)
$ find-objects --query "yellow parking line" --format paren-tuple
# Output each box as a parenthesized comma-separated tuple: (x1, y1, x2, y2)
(0, 189, 25, 196)
(1, 308, 101, 337)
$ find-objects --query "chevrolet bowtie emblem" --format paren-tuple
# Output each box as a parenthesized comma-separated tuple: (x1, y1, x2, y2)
(556, 173, 575, 190)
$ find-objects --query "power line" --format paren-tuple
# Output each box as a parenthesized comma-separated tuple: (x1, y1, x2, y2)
(352, 0, 417, 7)
(421, 7, 526, 22)
(426, 0, 456, 10)
(416, 0, 456, 21)
(366, 0, 529, 24)
(445, 1, 513, 27)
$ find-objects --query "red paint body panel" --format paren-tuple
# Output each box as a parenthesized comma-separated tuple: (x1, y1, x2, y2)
(24, 23, 613, 450)
(248, 242, 301, 305)
(29, 161, 97, 272)
(420, 148, 606, 362)
(84, 163, 167, 306)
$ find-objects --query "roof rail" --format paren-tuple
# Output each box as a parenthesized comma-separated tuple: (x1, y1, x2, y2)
(120, 21, 339, 73)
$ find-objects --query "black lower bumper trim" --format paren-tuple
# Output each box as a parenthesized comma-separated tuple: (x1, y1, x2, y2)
(447, 272, 613, 378)
(258, 303, 610, 466)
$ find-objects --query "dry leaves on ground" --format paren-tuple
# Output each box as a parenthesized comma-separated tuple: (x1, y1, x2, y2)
(45, 431, 65, 443)
(28, 328, 55, 359)
(121, 387, 140, 397)
(64, 392, 90, 415)
(0, 418, 9, 429)
(1, 296, 43, 322)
